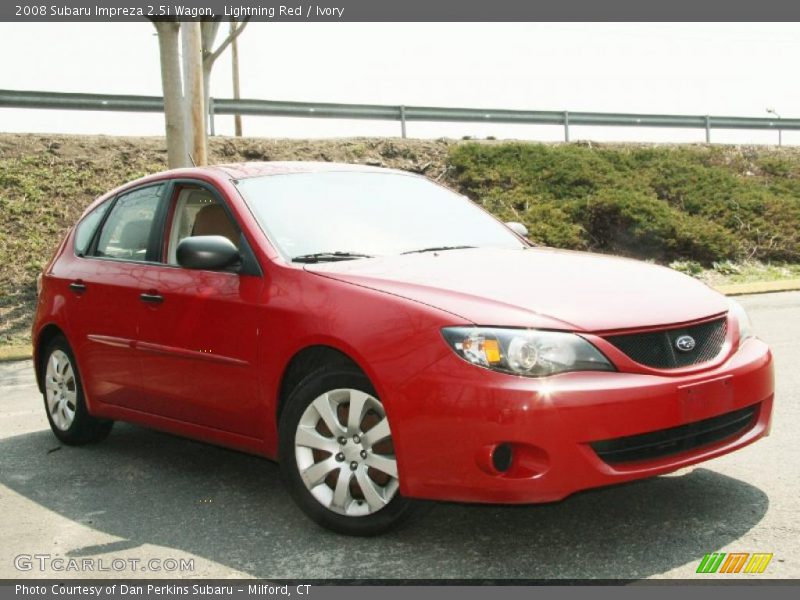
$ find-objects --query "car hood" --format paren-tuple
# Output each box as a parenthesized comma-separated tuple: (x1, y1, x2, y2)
(304, 247, 728, 332)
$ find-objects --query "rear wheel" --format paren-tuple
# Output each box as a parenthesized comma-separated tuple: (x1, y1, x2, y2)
(279, 366, 419, 535)
(42, 336, 113, 445)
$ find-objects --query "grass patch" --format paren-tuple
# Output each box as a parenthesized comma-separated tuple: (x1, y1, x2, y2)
(678, 260, 800, 287)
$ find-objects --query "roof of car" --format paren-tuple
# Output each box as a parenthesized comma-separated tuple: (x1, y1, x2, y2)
(207, 161, 414, 180)
(86, 161, 423, 217)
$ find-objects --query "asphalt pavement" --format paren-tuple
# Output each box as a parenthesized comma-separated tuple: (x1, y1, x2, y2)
(1, 292, 798, 580)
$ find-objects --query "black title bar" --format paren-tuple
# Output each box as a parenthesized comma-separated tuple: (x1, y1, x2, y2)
(5, 0, 800, 22)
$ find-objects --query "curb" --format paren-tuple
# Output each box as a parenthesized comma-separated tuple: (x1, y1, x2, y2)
(0, 346, 32, 362)
(713, 279, 800, 296)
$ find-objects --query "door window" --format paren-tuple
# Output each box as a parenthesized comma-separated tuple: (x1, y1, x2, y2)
(166, 187, 240, 265)
(94, 185, 164, 262)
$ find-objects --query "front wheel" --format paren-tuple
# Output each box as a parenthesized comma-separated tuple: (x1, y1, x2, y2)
(42, 335, 113, 445)
(279, 366, 420, 535)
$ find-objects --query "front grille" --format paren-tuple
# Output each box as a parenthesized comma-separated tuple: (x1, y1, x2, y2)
(605, 317, 727, 369)
(590, 405, 758, 465)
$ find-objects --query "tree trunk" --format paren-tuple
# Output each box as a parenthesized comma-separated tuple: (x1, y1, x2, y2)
(154, 21, 189, 168)
(202, 60, 212, 136)
(181, 21, 207, 166)
(200, 21, 220, 136)
(231, 21, 243, 137)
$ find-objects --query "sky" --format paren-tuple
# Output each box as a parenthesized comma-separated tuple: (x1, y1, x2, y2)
(0, 22, 798, 145)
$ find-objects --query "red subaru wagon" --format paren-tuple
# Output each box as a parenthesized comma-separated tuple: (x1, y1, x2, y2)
(32, 162, 774, 535)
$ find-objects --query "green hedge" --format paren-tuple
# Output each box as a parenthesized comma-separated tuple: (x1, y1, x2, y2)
(448, 143, 800, 264)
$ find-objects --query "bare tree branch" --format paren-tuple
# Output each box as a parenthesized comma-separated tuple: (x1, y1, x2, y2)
(200, 19, 221, 54)
(204, 18, 250, 67)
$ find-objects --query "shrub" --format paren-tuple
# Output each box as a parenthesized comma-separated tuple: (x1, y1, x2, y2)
(577, 188, 739, 262)
(669, 260, 704, 276)
(448, 142, 800, 264)
(478, 190, 587, 250)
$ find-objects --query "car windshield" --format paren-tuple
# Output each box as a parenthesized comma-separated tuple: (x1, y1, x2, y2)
(235, 171, 525, 260)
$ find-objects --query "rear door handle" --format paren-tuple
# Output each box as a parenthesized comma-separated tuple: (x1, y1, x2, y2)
(69, 281, 86, 294)
(139, 292, 164, 304)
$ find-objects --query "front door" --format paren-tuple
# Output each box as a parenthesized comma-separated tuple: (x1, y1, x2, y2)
(133, 183, 264, 438)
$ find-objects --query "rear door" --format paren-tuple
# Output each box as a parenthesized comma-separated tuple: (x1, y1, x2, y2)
(63, 183, 168, 407)
(133, 181, 265, 438)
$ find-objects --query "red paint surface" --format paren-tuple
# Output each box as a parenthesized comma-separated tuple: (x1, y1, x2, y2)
(32, 163, 775, 504)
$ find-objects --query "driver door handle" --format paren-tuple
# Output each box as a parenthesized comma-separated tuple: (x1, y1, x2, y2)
(139, 292, 164, 304)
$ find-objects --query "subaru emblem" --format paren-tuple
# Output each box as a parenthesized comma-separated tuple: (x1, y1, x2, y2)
(675, 335, 696, 352)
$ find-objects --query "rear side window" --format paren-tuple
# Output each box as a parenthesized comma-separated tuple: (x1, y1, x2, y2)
(74, 200, 111, 256)
(94, 184, 164, 262)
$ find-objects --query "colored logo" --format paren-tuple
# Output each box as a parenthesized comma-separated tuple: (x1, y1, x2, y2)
(675, 335, 696, 352)
(696, 552, 773, 574)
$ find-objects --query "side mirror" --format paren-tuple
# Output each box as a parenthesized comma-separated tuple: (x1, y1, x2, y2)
(177, 236, 240, 271)
(505, 221, 529, 238)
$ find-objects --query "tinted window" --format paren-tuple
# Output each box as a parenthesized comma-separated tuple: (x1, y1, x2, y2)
(235, 172, 523, 258)
(74, 200, 111, 256)
(94, 185, 164, 262)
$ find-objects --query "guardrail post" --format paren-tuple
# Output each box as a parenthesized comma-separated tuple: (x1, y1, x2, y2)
(208, 97, 216, 137)
(400, 105, 407, 138)
(564, 111, 570, 142)
(705, 115, 710, 144)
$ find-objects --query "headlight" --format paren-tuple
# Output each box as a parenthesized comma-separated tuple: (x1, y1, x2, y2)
(442, 327, 614, 377)
(728, 298, 753, 341)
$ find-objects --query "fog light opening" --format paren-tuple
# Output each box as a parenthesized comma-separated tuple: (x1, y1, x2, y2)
(491, 443, 513, 473)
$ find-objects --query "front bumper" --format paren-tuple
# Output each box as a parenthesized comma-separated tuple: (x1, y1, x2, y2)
(389, 337, 774, 504)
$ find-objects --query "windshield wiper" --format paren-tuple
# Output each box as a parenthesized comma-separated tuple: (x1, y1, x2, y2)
(292, 251, 374, 263)
(401, 245, 476, 255)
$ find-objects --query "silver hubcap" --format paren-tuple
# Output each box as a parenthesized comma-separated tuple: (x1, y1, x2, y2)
(295, 388, 399, 517)
(45, 349, 77, 431)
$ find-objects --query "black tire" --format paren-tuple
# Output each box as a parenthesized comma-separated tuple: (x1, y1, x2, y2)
(279, 365, 420, 536)
(41, 335, 113, 445)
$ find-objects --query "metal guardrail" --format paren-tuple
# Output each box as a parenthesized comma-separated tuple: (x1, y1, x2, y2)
(2, 89, 798, 143)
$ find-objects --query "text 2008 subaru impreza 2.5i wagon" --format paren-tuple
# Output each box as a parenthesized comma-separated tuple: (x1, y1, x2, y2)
(33, 162, 774, 535)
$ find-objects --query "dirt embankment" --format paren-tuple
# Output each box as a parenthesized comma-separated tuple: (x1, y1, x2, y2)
(0, 133, 454, 347)
(4, 133, 800, 350)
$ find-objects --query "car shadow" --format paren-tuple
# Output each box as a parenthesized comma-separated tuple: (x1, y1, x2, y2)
(0, 423, 768, 580)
